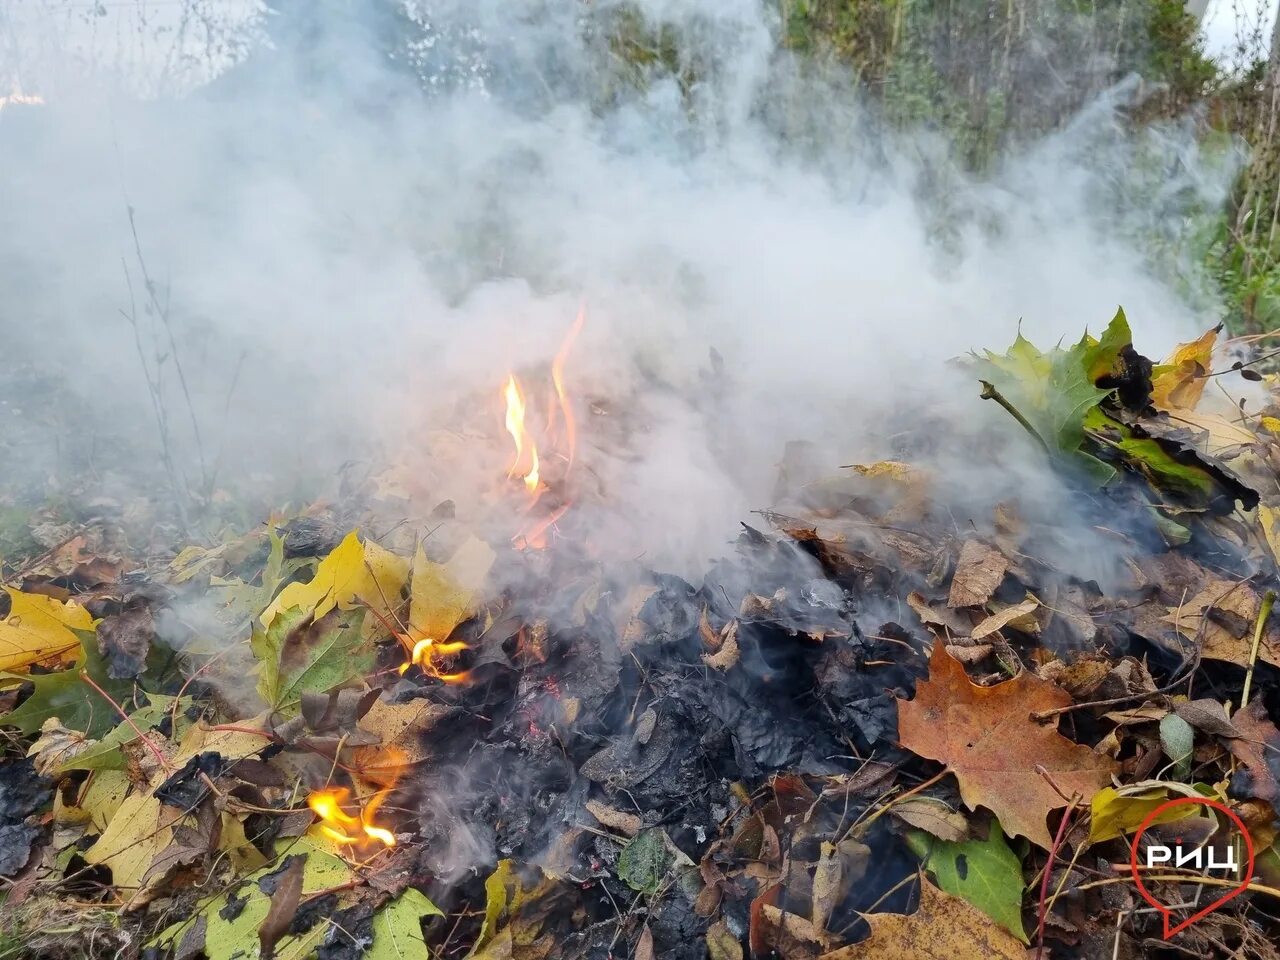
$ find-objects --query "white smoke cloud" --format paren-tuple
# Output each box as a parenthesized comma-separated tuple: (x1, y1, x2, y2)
(0, 0, 1241, 573)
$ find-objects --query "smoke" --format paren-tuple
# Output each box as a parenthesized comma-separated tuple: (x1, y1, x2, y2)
(0, 0, 1242, 574)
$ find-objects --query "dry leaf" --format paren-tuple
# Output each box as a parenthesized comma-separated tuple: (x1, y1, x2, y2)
(409, 535, 495, 640)
(0, 587, 94, 672)
(260, 530, 408, 628)
(27, 718, 93, 776)
(898, 643, 1114, 848)
(702, 621, 740, 670)
(819, 879, 1025, 959)
(947, 541, 1008, 608)
(584, 799, 642, 837)
(1164, 575, 1280, 668)
(1152, 327, 1217, 412)
(888, 797, 968, 842)
(706, 919, 743, 960)
(811, 841, 842, 934)
(353, 698, 455, 784)
(1227, 700, 1280, 810)
(970, 597, 1039, 640)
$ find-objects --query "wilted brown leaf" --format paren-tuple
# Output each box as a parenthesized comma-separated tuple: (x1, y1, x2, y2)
(1151, 326, 1217, 412)
(947, 541, 1008, 609)
(1227, 700, 1280, 811)
(819, 879, 1025, 959)
(1164, 574, 1280, 668)
(898, 643, 1114, 848)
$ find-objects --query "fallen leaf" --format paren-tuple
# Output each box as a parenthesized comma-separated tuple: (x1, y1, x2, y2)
(0, 587, 94, 672)
(409, 535, 495, 641)
(258, 855, 304, 960)
(1088, 785, 1197, 843)
(707, 919, 743, 960)
(1172, 698, 1238, 737)
(96, 602, 156, 680)
(970, 597, 1039, 640)
(810, 841, 843, 934)
(819, 879, 1026, 959)
(702, 620, 740, 670)
(889, 796, 968, 842)
(260, 530, 408, 628)
(84, 791, 179, 902)
(947, 541, 1008, 609)
(1165, 575, 1280, 668)
(27, 718, 93, 776)
(251, 607, 371, 712)
(368, 888, 442, 960)
(584, 799, 642, 837)
(897, 643, 1115, 848)
(635, 926, 655, 960)
(905, 821, 1027, 942)
(1151, 326, 1217, 412)
(1228, 700, 1280, 812)
(617, 828, 673, 894)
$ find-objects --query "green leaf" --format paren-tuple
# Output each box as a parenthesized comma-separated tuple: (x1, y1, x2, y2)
(60, 695, 184, 772)
(250, 606, 371, 712)
(151, 838, 352, 960)
(1078, 307, 1132, 384)
(617, 828, 673, 895)
(1081, 408, 1219, 504)
(0, 630, 135, 737)
(974, 321, 1117, 484)
(476, 859, 522, 952)
(1159, 713, 1195, 781)
(369, 888, 442, 960)
(906, 821, 1027, 942)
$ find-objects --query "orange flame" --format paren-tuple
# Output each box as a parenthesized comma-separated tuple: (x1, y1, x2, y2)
(308, 748, 407, 850)
(503, 375, 540, 493)
(397, 635, 469, 683)
(504, 307, 586, 549)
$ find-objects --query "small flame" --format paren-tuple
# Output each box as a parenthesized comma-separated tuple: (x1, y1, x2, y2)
(503, 307, 586, 548)
(503, 375, 540, 493)
(398, 635, 469, 683)
(308, 760, 403, 851)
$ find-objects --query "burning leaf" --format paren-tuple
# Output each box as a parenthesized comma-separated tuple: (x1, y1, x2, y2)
(897, 643, 1115, 848)
(259, 530, 407, 628)
(1151, 326, 1218, 412)
(408, 535, 495, 641)
(905, 821, 1027, 942)
(947, 541, 1007, 609)
(819, 878, 1025, 959)
(251, 607, 371, 712)
(369, 889, 442, 960)
(353, 697, 455, 783)
(0, 587, 94, 672)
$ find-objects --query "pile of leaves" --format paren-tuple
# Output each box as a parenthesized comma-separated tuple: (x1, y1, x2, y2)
(1, 311, 1280, 960)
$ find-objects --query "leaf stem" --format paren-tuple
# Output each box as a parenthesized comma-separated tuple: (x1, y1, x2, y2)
(979, 381, 1051, 455)
(1239, 589, 1275, 712)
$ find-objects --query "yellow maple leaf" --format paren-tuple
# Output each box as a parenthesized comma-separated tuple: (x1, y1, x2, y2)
(259, 530, 408, 627)
(0, 587, 95, 672)
(409, 536, 495, 640)
(1151, 327, 1218, 412)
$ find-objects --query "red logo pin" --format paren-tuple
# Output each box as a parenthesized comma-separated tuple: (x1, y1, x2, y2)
(1129, 797, 1255, 938)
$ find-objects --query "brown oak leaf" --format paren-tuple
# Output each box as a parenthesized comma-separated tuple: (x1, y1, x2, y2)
(897, 642, 1114, 848)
